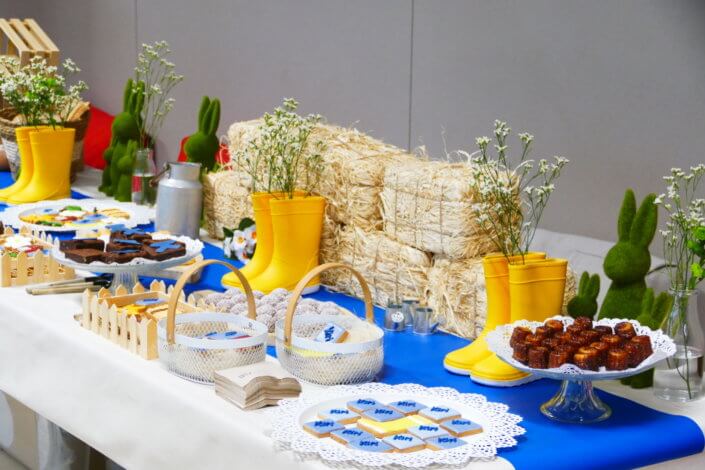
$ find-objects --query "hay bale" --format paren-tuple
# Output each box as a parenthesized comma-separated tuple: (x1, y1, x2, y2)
(227, 119, 415, 230)
(425, 257, 578, 339)
(202, 170, 253, 239)
(380, 159, 496, 260)
(320, 226, 431, 306)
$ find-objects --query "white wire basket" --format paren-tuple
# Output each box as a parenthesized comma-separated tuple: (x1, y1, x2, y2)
(158, 259, 268, 384)
(275, 263, 384, 385)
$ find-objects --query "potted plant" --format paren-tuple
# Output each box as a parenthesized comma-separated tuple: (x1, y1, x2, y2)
(100, 41, 183, 204)
(443, 120, 569, 387)
(224, 98, 326, 293)
(653, 165, 705, 401)
(0, 56, 88, 203)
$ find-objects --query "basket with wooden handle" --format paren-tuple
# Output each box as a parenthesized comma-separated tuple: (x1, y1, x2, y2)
(157, 259, 268, 384)
(275, 263, 384, 385)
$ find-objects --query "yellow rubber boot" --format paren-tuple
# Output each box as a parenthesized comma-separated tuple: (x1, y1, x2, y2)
(222, 192, 275, 288)
(469, 257, 568, 387)
(508, 258, 568, 322)
(8, 128, 75, 204)
(444, 252, 546, 375)
(246, 195, 325, 294)
(0, 126, 48, 201)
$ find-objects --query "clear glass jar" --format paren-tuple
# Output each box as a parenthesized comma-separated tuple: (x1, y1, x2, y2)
(654, 289, 705, 402)
(132, 148, 157, 206)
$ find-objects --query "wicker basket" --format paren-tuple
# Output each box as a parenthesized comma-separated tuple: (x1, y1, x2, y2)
(275, 263, 384, 385)
(0, 107, 90, 182)
(0, 108, 21, 179)
(158, 259, 268, 384)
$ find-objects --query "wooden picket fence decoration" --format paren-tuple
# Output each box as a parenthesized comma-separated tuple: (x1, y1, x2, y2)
(80, 280, 215, 360)
(0, 225, 75, 287)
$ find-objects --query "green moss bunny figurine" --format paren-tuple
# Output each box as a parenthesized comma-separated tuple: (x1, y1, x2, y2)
(100, 79, 144, 197)
(184, 96, 221, 172)
(598, 189, 658, 320)
(621, 288, 674, 388)
(567, 272, 600, 319)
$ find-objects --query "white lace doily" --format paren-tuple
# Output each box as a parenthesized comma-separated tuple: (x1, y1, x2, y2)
(0, 198, 154, 232)
(51, 233, 204, 273)
(267, 382, 524, 468)
(486, 315, 676, 381)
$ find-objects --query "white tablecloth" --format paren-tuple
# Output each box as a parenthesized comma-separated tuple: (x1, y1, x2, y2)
(0, 171, 701, 469)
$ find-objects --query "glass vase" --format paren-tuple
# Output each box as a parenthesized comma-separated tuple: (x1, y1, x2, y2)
(131, 148, 157, 206)
(654, 289, 705, 402)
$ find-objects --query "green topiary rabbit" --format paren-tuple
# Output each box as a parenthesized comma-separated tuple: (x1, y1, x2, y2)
(114, 140, 139, 202)
(100, 79, 144, 196)
(567, 272, 600, 319)
(621, 288, 674, 388)
(184, 96, 220, 172)
(598, 189, 658, 320)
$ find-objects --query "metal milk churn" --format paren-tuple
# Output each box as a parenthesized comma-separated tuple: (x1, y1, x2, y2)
(155, 162, 202, 239)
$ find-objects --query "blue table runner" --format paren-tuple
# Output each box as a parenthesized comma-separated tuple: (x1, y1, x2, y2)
(1, 171, 703, 469)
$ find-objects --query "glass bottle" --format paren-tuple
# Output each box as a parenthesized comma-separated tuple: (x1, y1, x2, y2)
(654, 289, 705, 402)
(132, 148, 157, 206)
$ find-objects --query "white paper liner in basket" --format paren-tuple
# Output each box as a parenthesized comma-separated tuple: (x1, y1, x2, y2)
(486, 315, 676, 380)
(157, 259, 268, 384)
(275, 263, 384, 385)
(0, 198, 154, 232)
(267, 382, 525, 468)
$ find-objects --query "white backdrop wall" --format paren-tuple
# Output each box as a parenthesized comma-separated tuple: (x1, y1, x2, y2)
(1, 0, 704, 245)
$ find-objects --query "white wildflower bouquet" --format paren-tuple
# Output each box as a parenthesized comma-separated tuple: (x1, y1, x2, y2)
(234, 98, 326, 198)
(0, 56, 87, 127)
(464, 120, 568, 261)
(133, 41, 183, 145)
(656, 165, 705, 290)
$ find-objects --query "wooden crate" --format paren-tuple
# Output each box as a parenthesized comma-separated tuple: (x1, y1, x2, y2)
(0, 18, 59, 66)
(80, 281, 215, 360)
(0, 225, 75, 287)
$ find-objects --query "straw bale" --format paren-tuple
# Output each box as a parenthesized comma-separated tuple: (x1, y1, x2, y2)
(320, 226, 431, 306)
(425, 256, 578, 339)
(381, 159, 497, 260)
(203, 170, 253, 239)
(227, 119, 415, 229)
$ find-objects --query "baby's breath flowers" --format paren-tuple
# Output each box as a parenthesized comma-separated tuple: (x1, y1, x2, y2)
(463, 120, 568, 262)
(234, 98, 326, 198)
(655, 164, 705, 290)
(133, 41, 183, 146)
(0, 56, 88, 127)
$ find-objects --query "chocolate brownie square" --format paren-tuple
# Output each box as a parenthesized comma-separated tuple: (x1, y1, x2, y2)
(59, 238, 105, 251)
(106, 238, 143, 252)
(142, 240, 186, 261)
(103, 249, 147, 264)
(63, 248, 106, 264)
(107, 224, 151, 242)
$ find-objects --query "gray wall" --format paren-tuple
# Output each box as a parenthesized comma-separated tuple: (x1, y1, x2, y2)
(2, 0, 704, 245)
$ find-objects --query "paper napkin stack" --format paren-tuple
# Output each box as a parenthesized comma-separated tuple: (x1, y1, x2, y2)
(214, 362, 302, 410)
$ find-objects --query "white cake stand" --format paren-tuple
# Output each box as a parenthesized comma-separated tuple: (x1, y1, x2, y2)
(51, 236, 203, 292)
(486, 316, 676, 424)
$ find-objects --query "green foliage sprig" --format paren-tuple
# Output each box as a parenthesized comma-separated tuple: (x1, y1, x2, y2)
(235, 98, 325, 198)
(0, 56, 88, 127)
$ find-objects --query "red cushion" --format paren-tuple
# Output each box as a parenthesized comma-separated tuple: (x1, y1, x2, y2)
(177, 136, 231, 165)
(83, 105, 114, 169)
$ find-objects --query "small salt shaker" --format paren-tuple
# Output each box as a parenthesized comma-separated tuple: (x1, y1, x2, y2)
(401, 298, 418, 329)
(384, 303, 405, 332)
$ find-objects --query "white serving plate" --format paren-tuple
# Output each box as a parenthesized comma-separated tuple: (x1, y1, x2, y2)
(1, 198, 154, 232)
(268, 382, 524, 467)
